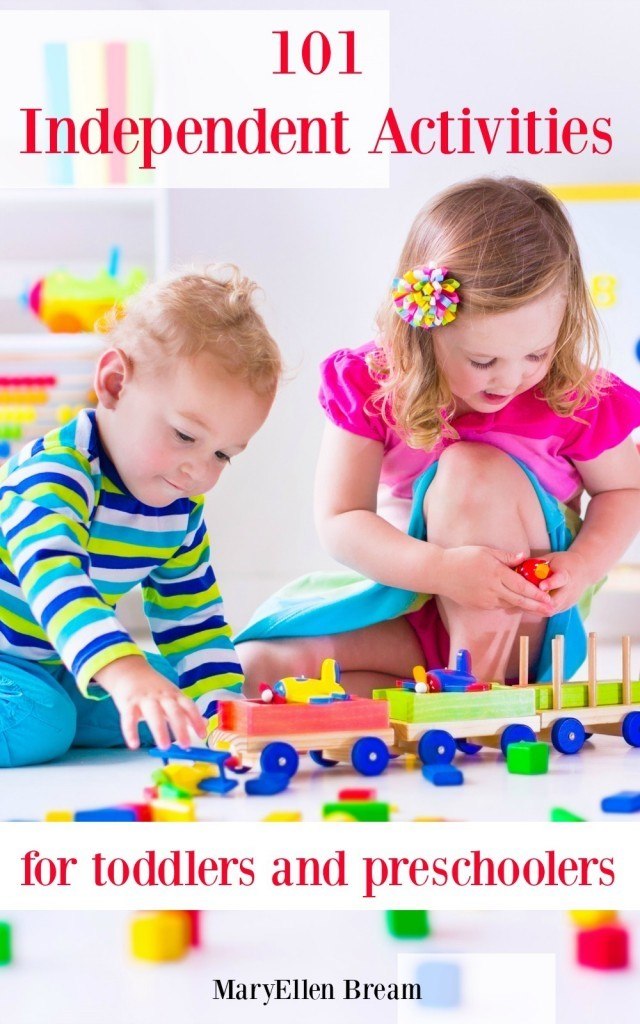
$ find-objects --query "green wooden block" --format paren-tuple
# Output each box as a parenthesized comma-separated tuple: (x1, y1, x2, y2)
(373, 687, 536, 724)
(322, 801, 391, 822)
(534, 680, 640, 711)
(506, 741, 549, 775)
(0, 921, 12, 965)
(386, 910, 430, 939)
(158, 783, 192, 800)
(550, 807, 585, 822)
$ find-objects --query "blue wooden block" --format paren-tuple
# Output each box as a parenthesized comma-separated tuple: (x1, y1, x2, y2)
(75, 806, 139, 822)
(421, 764, 464, 786)
(416, 961, 461, 1008)
(601, 791, 640, 814)
(245, 772, 290, 796)
(197, 776, 238, 795)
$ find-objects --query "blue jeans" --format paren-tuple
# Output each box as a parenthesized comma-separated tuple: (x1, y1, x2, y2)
(0, 651, 178, 768)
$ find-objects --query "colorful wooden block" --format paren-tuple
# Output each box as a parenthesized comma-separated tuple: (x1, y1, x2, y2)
(533, 679, 640, 712)
(322, 801, 391, 822)
(163, 917, 200, 946)
(219, 695, 390, 736)
(337, 787, 376, 801)
(601, 791, 640, 813)
(117, 803, 152, 822)
(75, 806, 139, 822)
(182, 910, 201, 947)
(157, 782, 192, 800)
(149, 799, 196, 822)
(262, 811, 303, 821)
(386, 910, 430, 939)
(0, 921, 11, 965)
(373, 686, 536, 724)
(245, 772, 289, 796)
(416, 961, 461, 1008)
(130, 912, 190, 962)
(405, 753, 419, 771)
(44, 810, 74, 822)
(506, 741, 550, 775)
(576, 925, 629, 969)
(550, 807, 585, 822)
(422, 764, 463, 786)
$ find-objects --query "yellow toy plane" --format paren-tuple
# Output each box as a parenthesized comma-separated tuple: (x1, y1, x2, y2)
(272, 658, 345, 703)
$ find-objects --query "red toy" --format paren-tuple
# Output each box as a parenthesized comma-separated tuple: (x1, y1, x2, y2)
(576, 925, 630, 969)
(514, 558, 551, 587)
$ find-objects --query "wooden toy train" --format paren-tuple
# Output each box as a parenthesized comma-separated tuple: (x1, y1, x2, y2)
(208, 634, 640, 779)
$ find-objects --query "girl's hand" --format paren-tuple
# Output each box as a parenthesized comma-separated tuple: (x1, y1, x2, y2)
(537, 550, 591, 615)
(438, 547, 554, 614)
(93, 655, 207, 750)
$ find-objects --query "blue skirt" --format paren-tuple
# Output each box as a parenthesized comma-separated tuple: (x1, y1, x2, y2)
(236, 458, 595, 681)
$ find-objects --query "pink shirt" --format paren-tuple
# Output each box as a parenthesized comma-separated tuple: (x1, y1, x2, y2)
(319, 342, 640, 532)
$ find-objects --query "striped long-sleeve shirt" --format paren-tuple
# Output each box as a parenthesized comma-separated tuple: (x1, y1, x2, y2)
(0, 409, 242, 718)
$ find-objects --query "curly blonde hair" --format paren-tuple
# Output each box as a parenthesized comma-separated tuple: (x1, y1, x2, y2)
(374, 176, 602, 451)
(98, 264, 282, 397)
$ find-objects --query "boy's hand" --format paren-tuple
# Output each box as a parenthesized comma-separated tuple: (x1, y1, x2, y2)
(439, 547, 554, 614)
(93, 655, 207, 750)
(537, 550, 591, 615)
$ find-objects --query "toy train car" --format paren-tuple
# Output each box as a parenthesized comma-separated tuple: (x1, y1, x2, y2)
(209, 691, 396, 778)
(210, 640, 640, 778)
(374, 636, 640, 763)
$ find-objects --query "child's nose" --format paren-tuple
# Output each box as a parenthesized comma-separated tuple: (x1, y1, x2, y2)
(491, 367, 522, 392)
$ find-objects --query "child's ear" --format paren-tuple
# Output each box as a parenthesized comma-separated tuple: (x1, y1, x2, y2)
(94, 348, 132, 410)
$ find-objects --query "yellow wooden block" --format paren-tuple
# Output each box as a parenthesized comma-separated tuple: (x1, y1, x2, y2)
(568, 910, 618, 928)
(161, 764, 215, 795)
(413, 816, 447, 822)
(150, 799, 196, 822)
(262, 811, 303, 822)
(405, 753, 419, 771)
(131, 912, 190, 962)
(45, 810, 74, 821)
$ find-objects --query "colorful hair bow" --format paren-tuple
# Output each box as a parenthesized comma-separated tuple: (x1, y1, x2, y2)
(392, 265, 460, 329)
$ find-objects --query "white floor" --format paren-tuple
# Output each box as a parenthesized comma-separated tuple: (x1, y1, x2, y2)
(2, 909, 639, 1024)
(2, 641, 639, 1023)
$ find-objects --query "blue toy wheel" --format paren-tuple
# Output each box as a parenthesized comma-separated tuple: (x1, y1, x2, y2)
(456, 739, 482, 756)
(622, 711, 640, 747)
(500, 723, 536, 756)
(550, 717, 586, 755)
(260, 742, 299, 778)
(418, 729, 456, 765)
(309, 749, 339, 768)
(351, 736, 390, 776)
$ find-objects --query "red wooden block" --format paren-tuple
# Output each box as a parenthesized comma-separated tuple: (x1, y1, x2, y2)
(219, 696, 390, 737)
(576, 925, 629, 970)
(143, 786, 159, 801)
(182, 909, 201, 947)
(338, 787, 377, 801)
(118, 802, 152, 822)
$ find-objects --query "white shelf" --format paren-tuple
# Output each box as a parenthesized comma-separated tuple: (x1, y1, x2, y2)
(0, 333, 103, 354)
(0, 187, 164, 206)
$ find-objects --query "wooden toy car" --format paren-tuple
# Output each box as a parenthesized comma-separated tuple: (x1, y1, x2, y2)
(375, 635, 640, 763)
(209, 691, 395, 778)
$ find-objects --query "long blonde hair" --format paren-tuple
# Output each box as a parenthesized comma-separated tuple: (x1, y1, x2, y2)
(374, 177, 602, 450)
